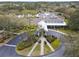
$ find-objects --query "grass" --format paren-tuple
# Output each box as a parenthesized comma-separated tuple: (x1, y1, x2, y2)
(63, 31, 79, 57)
(57, 28, 78, 36)
(21, 10, 38, 15)
(51, 39, 61, 49)
(56, 28, 79, 57)
(16, 39, 61, 56)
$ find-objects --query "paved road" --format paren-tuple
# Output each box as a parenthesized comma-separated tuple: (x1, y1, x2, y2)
(7, 32, 28, 45)
(0, 46, 20, 57)
(46, 30, 66, 39)
(0, 32, 27, 57)
(0, 31, 65, 57)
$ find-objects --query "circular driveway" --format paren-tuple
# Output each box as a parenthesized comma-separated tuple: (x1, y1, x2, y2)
(0, 46, 20, 57)
(0, 31, 65, 57)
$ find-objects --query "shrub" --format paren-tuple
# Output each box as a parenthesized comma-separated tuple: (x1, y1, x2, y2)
(45, 35, 56, 43)
(17, 40, 32, 50)
(0, 39, 4, 43)
(23, 24, 37, 35)
(16, 35, 39, 50)
(0, 31, 14, 43)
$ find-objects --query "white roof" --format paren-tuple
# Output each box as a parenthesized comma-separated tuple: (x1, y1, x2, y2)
(38, 20, 66, 26)
(46, 22, 67, 26)
(36, 12, 65, 24)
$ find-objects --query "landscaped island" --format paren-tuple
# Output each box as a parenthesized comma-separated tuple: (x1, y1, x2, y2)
(16, 29, 61, 56)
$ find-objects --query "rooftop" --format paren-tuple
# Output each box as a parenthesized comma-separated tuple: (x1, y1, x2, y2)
(32, 12, 66, 25)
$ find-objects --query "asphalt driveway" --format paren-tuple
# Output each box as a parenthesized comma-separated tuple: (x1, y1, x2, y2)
(0, 46, 20, 57)
(0, 32, 27, 57)
(7, 32, 28, 45)
(0, 31, 65, 57)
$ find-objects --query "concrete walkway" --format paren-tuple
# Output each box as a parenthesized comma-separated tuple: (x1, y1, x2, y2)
(27, 36, 55, 56)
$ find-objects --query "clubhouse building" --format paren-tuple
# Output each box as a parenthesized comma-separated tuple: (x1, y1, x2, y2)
(36, 12, 67, 31)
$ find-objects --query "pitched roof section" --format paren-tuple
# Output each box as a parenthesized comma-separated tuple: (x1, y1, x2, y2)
(36, 12, 65, 23)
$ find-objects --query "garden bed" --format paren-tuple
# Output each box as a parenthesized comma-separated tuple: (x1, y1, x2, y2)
(16, 37, 61, 57)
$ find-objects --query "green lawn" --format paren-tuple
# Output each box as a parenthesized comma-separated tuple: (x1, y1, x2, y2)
(56, 28, 79, 57)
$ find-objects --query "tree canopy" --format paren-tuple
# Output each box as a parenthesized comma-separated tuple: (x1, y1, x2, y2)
(68, 9, 79, 30)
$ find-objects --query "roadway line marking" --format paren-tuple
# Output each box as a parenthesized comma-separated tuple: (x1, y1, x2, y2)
(4, 44, 16, 47)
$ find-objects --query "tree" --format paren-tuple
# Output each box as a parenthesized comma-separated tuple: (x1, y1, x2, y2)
(0, 15, 26, 32)
(23, 24, 37, 35)
(55, 7, 65, 13)
(68, 9, 79, 30)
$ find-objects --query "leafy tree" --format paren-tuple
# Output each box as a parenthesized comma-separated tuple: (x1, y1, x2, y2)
(68, 9, 79, 30)
(23, 24, 37, 35)
(0, 15, 26, 32)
